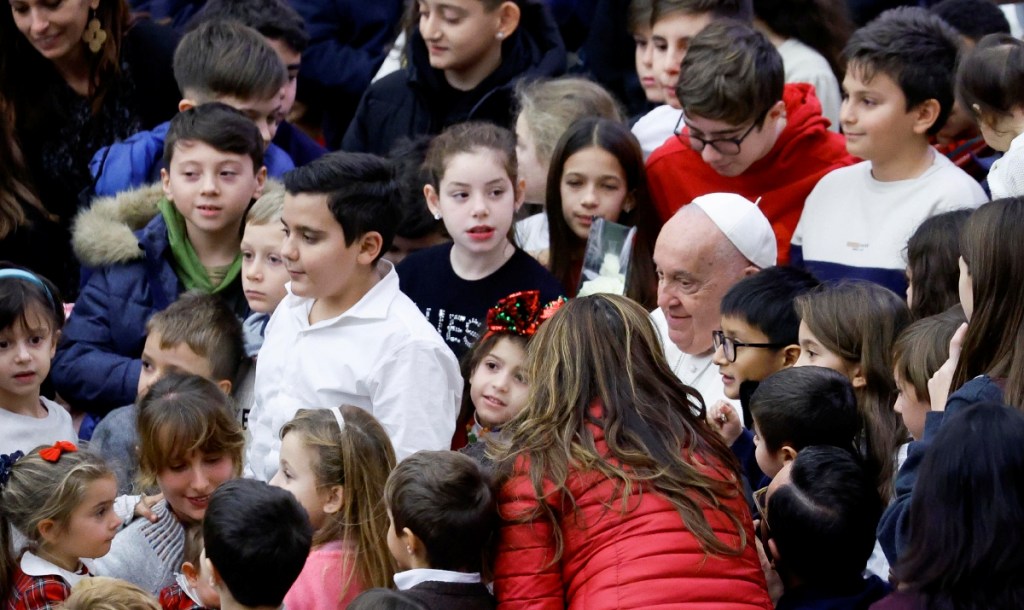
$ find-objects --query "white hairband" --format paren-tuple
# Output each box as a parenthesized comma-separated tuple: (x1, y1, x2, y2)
(331, 407, 345, 433)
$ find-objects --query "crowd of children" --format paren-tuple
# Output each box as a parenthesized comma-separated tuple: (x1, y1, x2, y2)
(3, 0, 1024, 608)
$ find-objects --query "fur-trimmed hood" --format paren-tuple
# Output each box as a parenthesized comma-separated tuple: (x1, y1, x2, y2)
(72, 179, 284, 269)
(73, 183, 164, 269)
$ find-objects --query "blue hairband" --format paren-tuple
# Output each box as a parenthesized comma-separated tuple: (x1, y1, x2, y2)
(0, 269, 55, 306)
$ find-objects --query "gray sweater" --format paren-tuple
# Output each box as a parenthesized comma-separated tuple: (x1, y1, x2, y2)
(93, 500, 184, 594)
(90, 403, 139, 495)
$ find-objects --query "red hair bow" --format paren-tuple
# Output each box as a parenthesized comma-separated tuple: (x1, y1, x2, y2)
(39, 441, 78, 463)
(484, 290, 567, 339)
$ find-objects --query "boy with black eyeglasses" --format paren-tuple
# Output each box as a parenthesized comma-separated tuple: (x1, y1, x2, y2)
(645, 19, 852, 264)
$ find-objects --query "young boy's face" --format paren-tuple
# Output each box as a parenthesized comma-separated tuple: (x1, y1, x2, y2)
(265, 37, 301, 118)
(712, 315, 788, 400)
(185, 550, 221, 608)
(417, 0, 508, 85)
(681, 108, 782, 178)
(651, 10, 713, 108)
(753, 421, 788, 478)
(633, 25, 663, 104)
(280, 192, 368, 310)
(840, 65, 932, 164)
(893, 368, 929, 441)
(242, 221, 290, 314)
(161, 140, 266, 243)
(214, 93, 284, 150)
(386, 509, 413, 570)
(137, 331, 216, 398)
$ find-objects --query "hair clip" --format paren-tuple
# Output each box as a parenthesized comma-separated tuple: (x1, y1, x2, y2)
(39, 441, 78, 463)
(484, 291, 567, 340)
(0, 451, 24, 488)
(331, 407, 345, 433)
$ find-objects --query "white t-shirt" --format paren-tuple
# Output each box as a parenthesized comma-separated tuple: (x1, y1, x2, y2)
(632, 105, 683, 161)
(246, 260, 462, 480)
(792, 153, 987, 295)
(777, 38, 841, 133)
(988, 131, 1024, 199)
(514, 212, 550, 253)
(0, 397, 76, 456)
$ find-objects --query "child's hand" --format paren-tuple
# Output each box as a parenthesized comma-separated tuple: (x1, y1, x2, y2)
(755, 536, 783, 605)
(134, 493, 164, 523)
(706, 400, 743, 446)
(928, 322, 968, 413)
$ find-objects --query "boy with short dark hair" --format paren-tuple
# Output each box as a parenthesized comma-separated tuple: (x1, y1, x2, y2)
(203, 479, 313, 610)
(90, 290, 246, 493)
(631, 0, 753, 157)
(245, 152, 462, 480)
(351, 450, 497, 609)
(187, 0, 326, 167)
(760, 446, 889, 610)
(55, 103, 264, 414)
(707, 266, 820, 485)
(159, 526, 219, 610)
(749, 366, 861, 478)
(91, 19, 292, 197)
(646, 20, 853, 263)
(341, 0, 566, 156)
(791, 7, 987, 296)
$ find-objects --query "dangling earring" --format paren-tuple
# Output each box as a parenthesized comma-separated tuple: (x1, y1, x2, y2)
(82, 10, 108, 54)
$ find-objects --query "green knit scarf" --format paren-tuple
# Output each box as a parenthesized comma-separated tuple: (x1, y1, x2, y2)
(158, 198, 242, 293)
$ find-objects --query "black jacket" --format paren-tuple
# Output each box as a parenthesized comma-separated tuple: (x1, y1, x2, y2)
(342, 0, 565, 155)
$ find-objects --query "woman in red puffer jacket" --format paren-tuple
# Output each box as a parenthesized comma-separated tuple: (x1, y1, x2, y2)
(492, 294, 772, 610)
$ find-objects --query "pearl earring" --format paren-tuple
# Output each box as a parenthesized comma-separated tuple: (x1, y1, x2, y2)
(496, 31, 505, 40)
(433, 212, 442, 220)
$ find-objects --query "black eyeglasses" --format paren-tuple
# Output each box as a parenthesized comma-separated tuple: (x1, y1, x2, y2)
(712, 330, 786, 363)
(674, 111, 765, 156)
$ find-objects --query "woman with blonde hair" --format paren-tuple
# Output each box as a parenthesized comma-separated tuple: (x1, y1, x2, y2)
(493, 294, 771, 609)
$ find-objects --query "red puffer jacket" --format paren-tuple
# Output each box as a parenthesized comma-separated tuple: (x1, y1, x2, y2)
(494, 410, 772, 610)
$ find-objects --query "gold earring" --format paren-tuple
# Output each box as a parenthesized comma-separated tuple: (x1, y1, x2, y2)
(82, 11, 107, 54)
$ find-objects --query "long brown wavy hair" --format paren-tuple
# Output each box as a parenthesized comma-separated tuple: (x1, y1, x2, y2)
(493, 294, 746, 562)
(0, 0, 131, 236)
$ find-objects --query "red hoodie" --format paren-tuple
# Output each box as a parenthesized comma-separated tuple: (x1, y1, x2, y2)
(646, 83, 855, 264)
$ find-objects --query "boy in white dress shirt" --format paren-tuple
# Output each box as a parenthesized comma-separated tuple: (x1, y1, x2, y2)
(245, 152, 462, 480)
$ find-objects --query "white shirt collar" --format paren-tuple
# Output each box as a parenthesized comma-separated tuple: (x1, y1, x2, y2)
(20, 551, 89, 586)
(175, 572, 204, 606)
(285, 260, 396, 326)
(393, 568, 481, 591)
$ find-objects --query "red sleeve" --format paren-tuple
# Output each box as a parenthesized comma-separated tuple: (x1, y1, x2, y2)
(13, 576, 71, 610)
(493, 473, 565, 610)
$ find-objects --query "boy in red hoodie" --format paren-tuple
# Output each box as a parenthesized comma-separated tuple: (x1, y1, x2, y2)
(645, 20, 853, 264)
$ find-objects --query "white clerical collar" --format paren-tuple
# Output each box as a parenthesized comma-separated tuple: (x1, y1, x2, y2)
(393, 568, 481, 591)
(20, 551, 89, 586)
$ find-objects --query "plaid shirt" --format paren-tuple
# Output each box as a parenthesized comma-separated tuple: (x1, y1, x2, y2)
(5, 569, 72, 610)
(158, 584, 206, 610)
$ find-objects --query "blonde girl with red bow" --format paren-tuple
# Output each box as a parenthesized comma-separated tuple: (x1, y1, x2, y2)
(0, 442, 121, 610)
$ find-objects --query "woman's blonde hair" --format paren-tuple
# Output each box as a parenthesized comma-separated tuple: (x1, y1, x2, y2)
(515, 77, 624, 168)
(280, 407, 397, 598)
(493, 294, 746, 562)
(60, 576, 161, 610)
(0, 447, 114, 598)
(136, 373, 244, 490)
